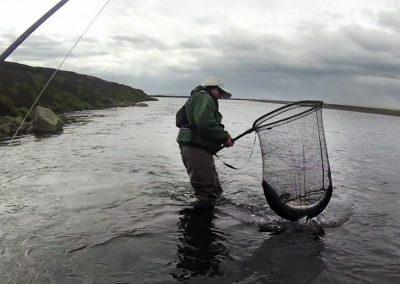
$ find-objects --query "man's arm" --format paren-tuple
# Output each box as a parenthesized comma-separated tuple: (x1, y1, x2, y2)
(192, 94, 230, 144)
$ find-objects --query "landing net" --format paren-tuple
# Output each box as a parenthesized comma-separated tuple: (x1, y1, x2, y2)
(254, 101, 332, 220)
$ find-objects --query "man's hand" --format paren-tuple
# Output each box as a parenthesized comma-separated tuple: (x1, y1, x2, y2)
(225, 136, 235, 147)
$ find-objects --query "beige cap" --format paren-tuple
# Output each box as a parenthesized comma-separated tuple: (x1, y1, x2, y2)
(201, 77, 232, 98)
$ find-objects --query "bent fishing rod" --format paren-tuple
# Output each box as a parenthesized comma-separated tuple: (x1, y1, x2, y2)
(0, 0, 70, 62)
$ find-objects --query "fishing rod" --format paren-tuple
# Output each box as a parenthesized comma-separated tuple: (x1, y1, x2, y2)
(0, 0, 70, 62)
(5, 0, 111, 143)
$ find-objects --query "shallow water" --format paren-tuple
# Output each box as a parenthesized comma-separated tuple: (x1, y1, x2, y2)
(0, 98, 399, 283)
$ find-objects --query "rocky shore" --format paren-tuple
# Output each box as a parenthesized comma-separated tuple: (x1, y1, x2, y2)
(0, 62, 156, 140)
(0, 116, 32, 139)
(0, 102, 152, 140)
(0, 106, 63, 139)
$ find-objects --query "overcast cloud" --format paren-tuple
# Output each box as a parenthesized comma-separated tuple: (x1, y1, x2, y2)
(1, 0, 400, 108)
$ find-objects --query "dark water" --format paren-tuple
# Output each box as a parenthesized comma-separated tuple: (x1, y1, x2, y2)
(0, 98, 399, 283)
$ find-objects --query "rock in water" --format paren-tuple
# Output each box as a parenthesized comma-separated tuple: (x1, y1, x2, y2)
(135, 102, 148, 107)
(31, 106, 63, 133)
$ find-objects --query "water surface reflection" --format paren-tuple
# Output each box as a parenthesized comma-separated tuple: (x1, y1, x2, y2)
(172, 202, 230, 280)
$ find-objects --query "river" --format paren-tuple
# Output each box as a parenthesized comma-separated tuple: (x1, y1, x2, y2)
(0, 98, 399, 283)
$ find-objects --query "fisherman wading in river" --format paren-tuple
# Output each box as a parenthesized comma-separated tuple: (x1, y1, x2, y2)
(176, 78, 234, 201)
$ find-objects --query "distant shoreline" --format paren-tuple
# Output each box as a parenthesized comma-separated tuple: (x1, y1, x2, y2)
(152, 95, 400, 117)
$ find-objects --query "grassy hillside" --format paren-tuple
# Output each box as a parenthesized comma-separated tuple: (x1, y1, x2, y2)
(0, 62, 157, 117)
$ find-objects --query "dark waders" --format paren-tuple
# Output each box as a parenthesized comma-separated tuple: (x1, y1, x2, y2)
(180, 145, 222, 201)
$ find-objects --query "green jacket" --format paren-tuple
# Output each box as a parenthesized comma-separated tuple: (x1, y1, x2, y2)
(176, 86, 229, 153)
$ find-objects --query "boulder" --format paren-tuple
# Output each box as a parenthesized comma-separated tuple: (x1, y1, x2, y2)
(27, 123, 35, 134)
(135, 102, 148, 107)
(18, 121, 30, 133)
(31, 106, 63, 133)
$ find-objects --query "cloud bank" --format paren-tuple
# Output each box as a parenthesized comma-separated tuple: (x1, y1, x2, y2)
(1, 0, 400, 108)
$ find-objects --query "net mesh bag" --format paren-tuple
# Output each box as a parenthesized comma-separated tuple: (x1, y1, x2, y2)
(254, 101, 332, 220)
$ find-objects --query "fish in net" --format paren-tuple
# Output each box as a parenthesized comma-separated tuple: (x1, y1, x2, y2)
(220, 101, 332, 221)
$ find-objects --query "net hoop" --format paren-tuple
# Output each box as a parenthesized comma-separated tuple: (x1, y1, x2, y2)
(253, 100, 323, 130)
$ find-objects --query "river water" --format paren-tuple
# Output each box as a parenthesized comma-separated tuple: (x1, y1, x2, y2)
(0, 98, 399, 283)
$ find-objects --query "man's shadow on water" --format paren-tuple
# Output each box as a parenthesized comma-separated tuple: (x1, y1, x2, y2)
(171, 201, 325, 283)
(170, 201, 230, 281)
(232, 228, 326, 283)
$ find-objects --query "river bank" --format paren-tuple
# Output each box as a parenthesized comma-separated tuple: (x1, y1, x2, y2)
(0, 101, 152, 140)
(0, 61, 157, 139)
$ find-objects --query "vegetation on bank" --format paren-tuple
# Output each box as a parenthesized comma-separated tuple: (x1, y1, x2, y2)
(0, 61, 157, 117)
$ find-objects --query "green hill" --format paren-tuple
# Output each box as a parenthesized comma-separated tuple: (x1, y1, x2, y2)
(0, 61, 156, 117)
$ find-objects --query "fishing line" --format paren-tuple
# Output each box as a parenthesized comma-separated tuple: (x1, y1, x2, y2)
(215, 131, 257, 170)
(1, 0, 111, 188)
(8, 0, 112, 145)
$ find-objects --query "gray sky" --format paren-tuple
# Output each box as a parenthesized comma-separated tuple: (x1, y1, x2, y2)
(1, 0, 400, 109)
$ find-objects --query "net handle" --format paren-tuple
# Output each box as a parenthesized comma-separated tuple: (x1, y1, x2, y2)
(215, 127, 255, 153)
(232, 128, 255, 142)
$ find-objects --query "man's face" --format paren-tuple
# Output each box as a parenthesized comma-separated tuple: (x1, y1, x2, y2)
(210, 87, 224, 99)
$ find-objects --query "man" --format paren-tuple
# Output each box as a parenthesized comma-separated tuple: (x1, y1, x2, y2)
(176, 78, 234, 201)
